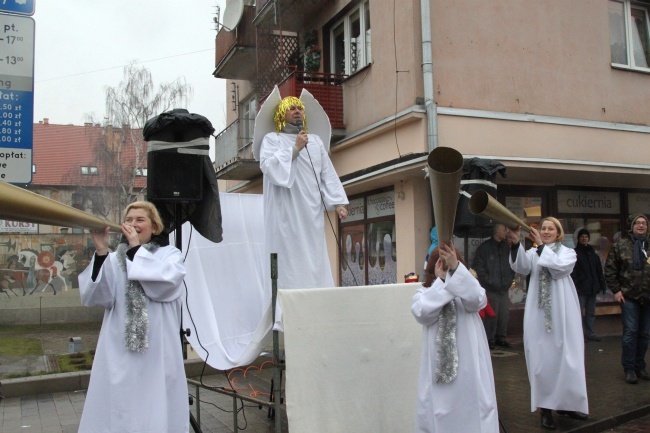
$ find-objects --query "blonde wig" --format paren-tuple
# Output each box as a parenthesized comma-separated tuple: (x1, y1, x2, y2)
(273, 96, 308, 132)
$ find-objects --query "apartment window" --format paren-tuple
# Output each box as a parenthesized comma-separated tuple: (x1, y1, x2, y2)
(239, 96, 257, 149)
(135, 168, 147, 176)
(81, 166, 98, 175)
(609, 0, 650, 70)
(330, 1, 371, 75)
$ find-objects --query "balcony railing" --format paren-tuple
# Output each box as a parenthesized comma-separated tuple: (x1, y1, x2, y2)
(214, 6, 257, 80)
(214, 118, 260, 180)
(276, 69, 347, 130)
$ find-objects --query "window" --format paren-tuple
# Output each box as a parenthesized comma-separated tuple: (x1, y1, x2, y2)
(135, 168, 147, 176)
(340, 190, 396, 286)
(32, 164, 36, 173)
(330, 1, 371, 75)
(609, 0, 650, 71)
(239, 95, 257, 149)
(80, 166, 98, 176)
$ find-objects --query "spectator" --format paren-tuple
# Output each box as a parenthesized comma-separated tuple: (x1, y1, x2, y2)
(571, 228, 607, 342)
(604, 214, 650, 385)
(473, 223, 515, 349)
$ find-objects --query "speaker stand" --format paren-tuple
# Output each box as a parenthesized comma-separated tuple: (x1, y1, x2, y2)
(172, 203, 203, 433)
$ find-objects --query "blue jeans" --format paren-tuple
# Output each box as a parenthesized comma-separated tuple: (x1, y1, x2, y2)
(620, 298, 650, 373)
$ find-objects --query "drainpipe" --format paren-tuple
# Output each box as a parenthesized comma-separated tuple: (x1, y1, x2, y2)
(420, 0, 438, 152)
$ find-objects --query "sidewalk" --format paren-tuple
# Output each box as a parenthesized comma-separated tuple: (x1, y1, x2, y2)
(1, 331, 650, 432)
(491, 335, 650, 433)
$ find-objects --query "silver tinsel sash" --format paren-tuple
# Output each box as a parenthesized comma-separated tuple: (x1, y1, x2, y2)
(116, 242, 160, 352)
(435, 300, 458, 383)
(537, 243, 561, 333)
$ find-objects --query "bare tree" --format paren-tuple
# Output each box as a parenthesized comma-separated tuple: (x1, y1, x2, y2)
(83, 62, 193, 219)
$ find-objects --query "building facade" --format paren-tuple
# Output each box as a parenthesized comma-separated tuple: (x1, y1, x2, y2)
(213, 0, 650, 326)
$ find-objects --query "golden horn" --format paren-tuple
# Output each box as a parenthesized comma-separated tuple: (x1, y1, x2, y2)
(0, 181, 122, 231)
(427, 147, 464, 245)
(468, 190, 532, 232)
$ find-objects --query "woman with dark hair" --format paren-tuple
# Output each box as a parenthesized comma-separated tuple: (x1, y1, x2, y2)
(571, 228, 606, 342)
(411, 243, 499, 433)
(510, 217, 589, 430)
(78, 201, 189, 433)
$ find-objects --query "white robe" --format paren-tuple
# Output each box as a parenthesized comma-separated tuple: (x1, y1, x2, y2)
(411, 264, 499, 433)
(78, 245, 189, 433)
(260, 131, 348, 325)
(510, 243, 589, 413)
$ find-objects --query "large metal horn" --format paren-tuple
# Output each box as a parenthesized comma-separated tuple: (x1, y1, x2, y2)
(0, 181, 122, 231)
(468, 189, 532, 232)
(427, 147, 464, 246)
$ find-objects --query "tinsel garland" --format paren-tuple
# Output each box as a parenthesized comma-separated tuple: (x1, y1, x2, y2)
(116, 242, 160, 352)
(537, 243, 562, 333)
(435, 300, 458, 383)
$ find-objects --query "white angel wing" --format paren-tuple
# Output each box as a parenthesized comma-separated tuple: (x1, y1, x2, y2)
(300, 88, 332, 152)
(252, 86, 282, 161)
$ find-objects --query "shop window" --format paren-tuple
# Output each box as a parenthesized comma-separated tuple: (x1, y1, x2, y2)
(340, 190, 396, 286)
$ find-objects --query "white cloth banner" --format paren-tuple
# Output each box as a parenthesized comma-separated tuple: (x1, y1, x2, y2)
(178, 193, 272, 370)
(279, 283, 422, 433)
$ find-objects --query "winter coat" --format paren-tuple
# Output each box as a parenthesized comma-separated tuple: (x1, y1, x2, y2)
(571, 243, 606, 295)
(604, 232, 650, 303)
(472, 237, 515, 293)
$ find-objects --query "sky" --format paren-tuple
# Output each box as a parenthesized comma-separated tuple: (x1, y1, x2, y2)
(32, 0, 229, 148)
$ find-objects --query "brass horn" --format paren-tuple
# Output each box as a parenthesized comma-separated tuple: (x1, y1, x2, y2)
(427, 147, 464, 246)
(0, 181, 122, 231)
(468, 189, 532, 232)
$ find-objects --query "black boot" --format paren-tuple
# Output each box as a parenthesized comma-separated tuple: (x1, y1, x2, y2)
(540, 408, 556, 430)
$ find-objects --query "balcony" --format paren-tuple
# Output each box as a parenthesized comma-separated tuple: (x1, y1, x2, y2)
(214, 6, 257, 81)
(214, 118, 260, 180)
(255, 0, 325, 32)
(276, 69, 346, 133)
(215, 70, 347, 181)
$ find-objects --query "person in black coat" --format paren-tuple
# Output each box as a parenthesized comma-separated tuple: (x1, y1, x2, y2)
(571, 228, 607, 341)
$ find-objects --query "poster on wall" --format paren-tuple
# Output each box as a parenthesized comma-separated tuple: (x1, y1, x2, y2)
(0, 220, 38, 233)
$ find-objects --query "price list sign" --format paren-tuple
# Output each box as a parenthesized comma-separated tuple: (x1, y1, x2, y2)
(0, 13, 34, 183)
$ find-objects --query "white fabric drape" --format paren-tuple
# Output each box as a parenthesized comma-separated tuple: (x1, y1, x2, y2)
(178, 193, 273, 370)
(279, 283, 422, 433)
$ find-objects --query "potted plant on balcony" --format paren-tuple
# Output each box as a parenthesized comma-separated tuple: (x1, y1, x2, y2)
(300, 30, 321, 73)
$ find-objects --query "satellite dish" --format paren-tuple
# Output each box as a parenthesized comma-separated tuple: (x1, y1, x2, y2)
(222, 0, 244, 32)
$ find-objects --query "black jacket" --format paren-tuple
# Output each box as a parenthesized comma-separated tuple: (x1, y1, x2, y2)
(472, 237, 515, 293)
(571, 243, 606, 295)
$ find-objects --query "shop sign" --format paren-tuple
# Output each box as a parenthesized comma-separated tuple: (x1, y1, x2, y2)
(345, 197, 365, 222)
(628, 192, 650, 215)
(557, 190, 620, 214)
(367, 191, 395, 218)
(0, 219, 37, 233)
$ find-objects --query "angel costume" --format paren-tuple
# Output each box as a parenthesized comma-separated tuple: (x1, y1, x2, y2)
(411, 263, 499, 433)
(510, 242, 589, 413)
(253, 88, 348, 328)
(78, 240, 188, 433)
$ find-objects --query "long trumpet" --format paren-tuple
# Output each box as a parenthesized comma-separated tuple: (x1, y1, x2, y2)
(468, 189, 532, 232)
(427, 146, 464, 246)
(0, 181, 122, 231)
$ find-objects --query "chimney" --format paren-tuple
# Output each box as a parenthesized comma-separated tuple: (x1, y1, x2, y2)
(43, 118, 49, 124)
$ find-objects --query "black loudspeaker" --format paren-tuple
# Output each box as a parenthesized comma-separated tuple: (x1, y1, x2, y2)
(147, 151, 203, 201)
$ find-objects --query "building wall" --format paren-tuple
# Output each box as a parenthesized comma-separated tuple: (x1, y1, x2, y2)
(430, 0, 650, 126)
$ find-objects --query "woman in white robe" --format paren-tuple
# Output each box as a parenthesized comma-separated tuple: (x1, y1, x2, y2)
(259, 97, 348, 328)
(411, 244, 499, 433)
(509, 217, 589, 430)
(78, 201, 189, 433)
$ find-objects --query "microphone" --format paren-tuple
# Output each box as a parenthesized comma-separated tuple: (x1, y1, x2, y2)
(296, 119, 303, 131)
